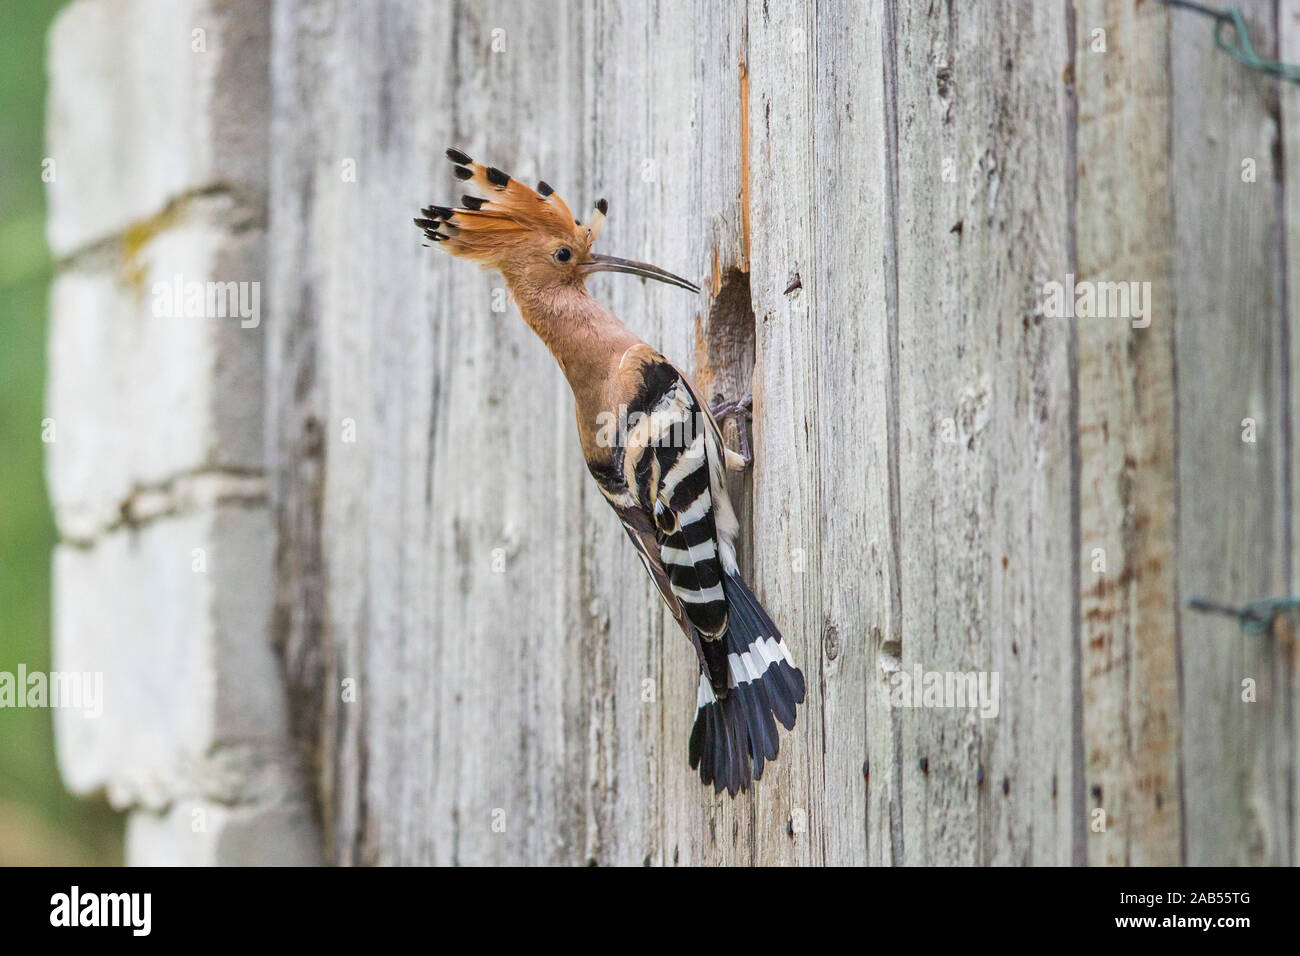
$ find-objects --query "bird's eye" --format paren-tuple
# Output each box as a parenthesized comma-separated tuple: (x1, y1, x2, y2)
(554, 247, 572, 263)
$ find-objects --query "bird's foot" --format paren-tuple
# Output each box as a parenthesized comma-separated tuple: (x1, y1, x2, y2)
(710, 393, 752, 422)
(710, 392, 753, 469)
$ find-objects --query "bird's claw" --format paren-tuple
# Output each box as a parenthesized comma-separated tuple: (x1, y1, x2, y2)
(710, 393, 752, 423)
(711, 392, 753, 468)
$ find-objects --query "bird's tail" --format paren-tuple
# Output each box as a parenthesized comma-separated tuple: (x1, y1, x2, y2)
(688, 573, 805, 796)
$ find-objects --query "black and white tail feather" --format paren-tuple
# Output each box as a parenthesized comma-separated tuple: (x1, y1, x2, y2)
(590, 344, 805, 797)
(689, 574, 805, 795)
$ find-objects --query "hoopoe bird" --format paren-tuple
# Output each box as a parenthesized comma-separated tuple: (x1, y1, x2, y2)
(415, 148, 805, 795)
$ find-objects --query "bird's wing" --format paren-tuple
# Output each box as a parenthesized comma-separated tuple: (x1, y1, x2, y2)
(588, 344, 741, 693)
(607, 491, 688, 631)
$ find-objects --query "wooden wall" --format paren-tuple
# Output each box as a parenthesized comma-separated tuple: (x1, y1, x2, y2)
(265, 0, 1299, 865)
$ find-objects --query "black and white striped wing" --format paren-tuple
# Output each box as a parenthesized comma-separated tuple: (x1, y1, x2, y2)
(613, 498, 689, 632)
(623, 364, 733, 641)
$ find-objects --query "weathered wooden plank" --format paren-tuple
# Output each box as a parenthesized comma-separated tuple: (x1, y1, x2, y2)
(813, 0, 898, 866)
(744, 0, 827, 865)
(266, 0, 344, 861)
(1073, 0, 1181, 865)
(1282, 0, 1300, 871)
(1172, 0, 1292, 865)
(806, 0, 898, 866)
(892, 0, 1077, 865)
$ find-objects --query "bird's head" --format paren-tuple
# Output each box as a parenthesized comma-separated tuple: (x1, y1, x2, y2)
(415, 148, 699, 296)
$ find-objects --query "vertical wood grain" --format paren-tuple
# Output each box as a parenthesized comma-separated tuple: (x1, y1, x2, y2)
(1173, 0, 1293, 865)
(808, 0, 898, 867)
(1282, 0, 1300, 870)
(744, 0, 825, 866)
(1074, 0, 1182, 865)
(892, 0, 1077, 865)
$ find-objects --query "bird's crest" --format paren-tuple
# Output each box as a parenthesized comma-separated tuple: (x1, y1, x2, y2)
(415, 147, 606, 262)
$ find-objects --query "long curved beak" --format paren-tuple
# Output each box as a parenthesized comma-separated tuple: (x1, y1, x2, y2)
(581, 254, 700, 294)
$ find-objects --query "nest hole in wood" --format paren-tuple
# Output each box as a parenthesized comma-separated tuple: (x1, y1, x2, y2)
(699, 268, 756, 574)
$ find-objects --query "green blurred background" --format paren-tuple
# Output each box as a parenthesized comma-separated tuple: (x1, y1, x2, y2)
(0, 0, 123, 864)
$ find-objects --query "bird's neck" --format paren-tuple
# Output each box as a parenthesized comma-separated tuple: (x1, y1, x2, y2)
(507, 279, 639, 404)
